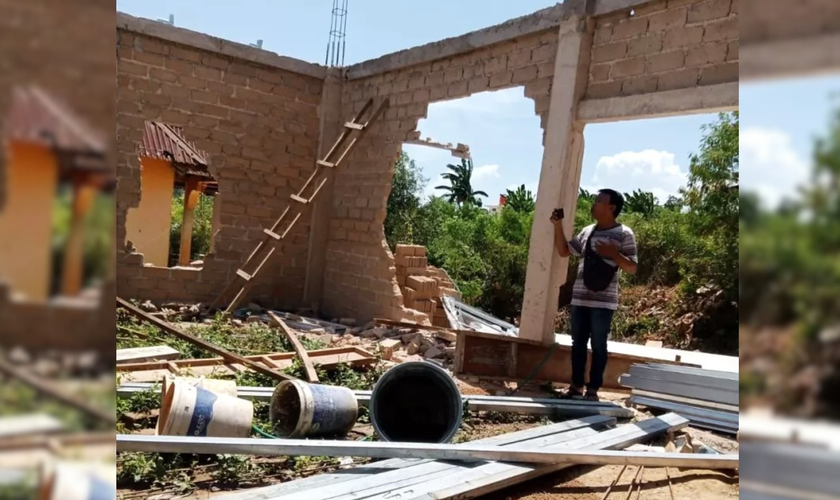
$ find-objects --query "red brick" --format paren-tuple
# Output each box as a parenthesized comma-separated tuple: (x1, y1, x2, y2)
(170, 46, 201, 62)
(133, 51, 165, 67)
(685, 42, 728, 67)
(512, 65, 538, 84)
(194, 66, 222, 81)
(703, 18, 738, 42)
(610, 57, 645, 78)
(622, 75, 658, 95)
(726, 41, 738, 61)
(699, 62, 738, 85)
(594, 25, 613, 45)
(136, 37, 169, 55)
(592, 41, 627, 63)
(202, 54, 230, 70)
(628, 34, 663, 57)
(635, 0, 667, 15)
(223, 72, 249, 86)
(150, 68, 178, 83)
(657, 68, 699, 90)
(611, 17, 649, 40)
(687, 0, 732, 23)
(663, 26, 704, 49)
(179, 75, 206, 90)
(591, 64, 611, 82)
(648, 8, 687, 32)
(165, 58, 193, 75)
(118, 60, 148, 77)
(646, 50, 685, 73)
(587, 81, 623, 99)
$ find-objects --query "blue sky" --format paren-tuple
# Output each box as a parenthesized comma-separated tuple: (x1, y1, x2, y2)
(117, 0, 840, 209)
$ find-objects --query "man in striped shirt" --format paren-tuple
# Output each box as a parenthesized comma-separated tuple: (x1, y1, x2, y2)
(550, 189, 638, 401)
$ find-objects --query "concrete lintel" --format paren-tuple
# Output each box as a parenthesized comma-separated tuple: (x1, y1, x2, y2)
(344, 3, 575, 80)
(116, 12, 327, 80)
(740, 33, 840, 82)
(577, 83, 739, 123)
(592, 0, 657, 16)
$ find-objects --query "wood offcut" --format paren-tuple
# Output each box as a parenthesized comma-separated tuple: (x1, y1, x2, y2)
(268, 312, 319, 382)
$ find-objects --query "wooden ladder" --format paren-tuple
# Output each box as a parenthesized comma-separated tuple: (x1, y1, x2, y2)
(208, 98, 390, 313)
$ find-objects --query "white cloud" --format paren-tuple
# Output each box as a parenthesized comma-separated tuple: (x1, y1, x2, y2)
(740, 128, 810, 209)
(588, 149, 687, 203)
(473, 164, 501, 180)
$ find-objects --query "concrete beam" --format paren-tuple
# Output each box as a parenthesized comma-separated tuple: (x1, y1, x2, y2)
(116, 12, 327, 80)
(740, 34, 840, 82)
(344, 3, 572, 80)
(577, 83, 739, 123)
(519, 18, 591, 345)
(592, 0, 656, 16)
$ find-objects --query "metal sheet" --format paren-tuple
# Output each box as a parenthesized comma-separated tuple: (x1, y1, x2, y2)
(740, 442, 840, 498)
(628, 365, 739, 393)
(620, 374, 739, 406)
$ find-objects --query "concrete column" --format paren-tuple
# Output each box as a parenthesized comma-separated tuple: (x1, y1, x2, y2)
(519, 16, 592, 345)
(61, 181, 96, 296)
(178, 177, 201, 267)
(304, 69, 343, 309)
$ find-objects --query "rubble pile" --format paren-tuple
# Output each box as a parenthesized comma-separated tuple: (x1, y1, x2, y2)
(394, 244, 461, 328)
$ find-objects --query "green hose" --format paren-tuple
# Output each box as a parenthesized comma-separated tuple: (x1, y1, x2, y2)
(252, 423, 277, 439)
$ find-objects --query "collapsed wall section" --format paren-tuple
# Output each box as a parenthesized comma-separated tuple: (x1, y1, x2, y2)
(322, 27, 560, 322)
(588, 0, 739, 99)
(116, 15, 325, 309)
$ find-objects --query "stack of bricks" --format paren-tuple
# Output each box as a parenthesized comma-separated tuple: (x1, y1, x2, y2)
(394, 244, 463, 328)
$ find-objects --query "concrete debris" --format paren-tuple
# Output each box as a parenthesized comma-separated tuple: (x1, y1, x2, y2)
(378, 339, 402, 360)
(401, 332, 421, 344)
(406, 337, 423, 355)
(246, 315, 262, 324)
(339, 318, 357, 327)
(140, 300, 157, 312)
(444, 347, 456, 360)
(232, 319, 244, 326)
(423, 345, 444, 359)
(8, 346, 30, 365)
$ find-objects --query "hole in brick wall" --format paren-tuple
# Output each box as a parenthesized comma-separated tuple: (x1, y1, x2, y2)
(385, 87, 542, 323)
(125, 121, 219, 270)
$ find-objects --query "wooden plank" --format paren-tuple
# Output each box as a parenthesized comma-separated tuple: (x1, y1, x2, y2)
(268, 312, 319, 383)
(0, 414, 64, 439)
(116, 347, 375, 383)
(0, 357, 115, 425)
(117, 297, 295, 382)
(116, 345, 180, 364)
(116, 432, 739, 469)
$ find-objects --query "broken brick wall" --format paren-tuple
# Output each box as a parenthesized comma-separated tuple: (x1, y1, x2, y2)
(116, 16, 325, 309)
(0, 0, 114, 353)
(321, 29, 559, 323)
(588, 0, 739, 99)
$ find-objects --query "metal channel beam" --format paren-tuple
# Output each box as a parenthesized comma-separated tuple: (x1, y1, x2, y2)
(117, 433, 739, 468)
(740, 442, 840, 498)
(628, 366, 739, 393)
(620, 375, 738, 406)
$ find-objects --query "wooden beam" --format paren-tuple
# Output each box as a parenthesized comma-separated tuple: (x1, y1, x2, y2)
(116, 345, 180, 364)
(268, 312, 319, 383)
(0, 358, 116, 425)
(117, 297, 295, 382)
(116, 433, 739, 469)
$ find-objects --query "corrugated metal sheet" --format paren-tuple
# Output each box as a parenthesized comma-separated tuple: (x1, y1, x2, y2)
(139, 121, 212, 179)
(2, 86, 105, 154)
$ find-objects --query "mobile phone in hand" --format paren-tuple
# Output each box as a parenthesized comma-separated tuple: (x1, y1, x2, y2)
(552, 208, 565, 220)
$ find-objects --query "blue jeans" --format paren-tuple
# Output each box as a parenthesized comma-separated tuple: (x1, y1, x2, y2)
(570, 305, 615, 393)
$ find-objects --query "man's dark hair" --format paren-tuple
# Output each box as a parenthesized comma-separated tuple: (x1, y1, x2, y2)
(598, 189, 624, 217)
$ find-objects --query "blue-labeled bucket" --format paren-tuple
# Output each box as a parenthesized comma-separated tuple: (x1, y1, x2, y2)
(39, 461, 116, 500)
(270, 380, 358, 438)
(370, 361, 462, 443)
(159, 380, 254, 438)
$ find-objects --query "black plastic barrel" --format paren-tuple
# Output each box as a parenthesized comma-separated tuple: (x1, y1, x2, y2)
(369, 361, 463, 443)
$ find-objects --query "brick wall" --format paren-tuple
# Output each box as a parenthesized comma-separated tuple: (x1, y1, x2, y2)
(588, 0, 739, 99)
(116, 29, 324, 309)
(321, 30, 557, 322)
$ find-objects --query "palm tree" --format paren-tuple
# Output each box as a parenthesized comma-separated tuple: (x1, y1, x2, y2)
(504, 184, 535, 212)
(435, 158, 488, 207)
(623, 189, 657, 218)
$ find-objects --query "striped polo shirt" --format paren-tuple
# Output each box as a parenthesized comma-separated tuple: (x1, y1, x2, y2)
(567, 223, 638, 311)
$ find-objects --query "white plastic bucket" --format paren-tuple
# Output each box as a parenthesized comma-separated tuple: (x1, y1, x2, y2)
(159, 380, 253, 438)
(156, 376, 239, 435)
(39, 461, 116, 500)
